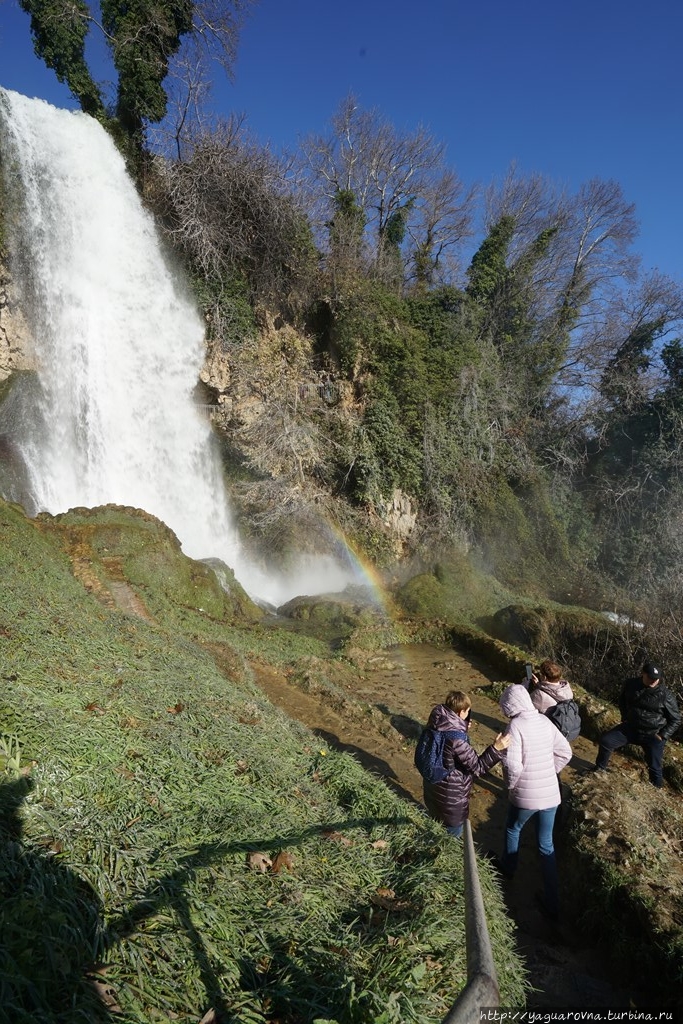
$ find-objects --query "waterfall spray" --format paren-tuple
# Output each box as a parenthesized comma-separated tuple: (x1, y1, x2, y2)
(0, 89, 355, 605)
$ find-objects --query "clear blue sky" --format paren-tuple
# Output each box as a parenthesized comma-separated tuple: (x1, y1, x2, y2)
(1, 0, 682, 281)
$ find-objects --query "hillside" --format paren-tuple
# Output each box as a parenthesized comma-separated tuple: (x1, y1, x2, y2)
(0, 499, 527, 1023)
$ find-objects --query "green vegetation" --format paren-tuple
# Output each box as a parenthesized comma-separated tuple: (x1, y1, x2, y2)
(0, 499, 527, 1021)
(564, 775, 683, 1005)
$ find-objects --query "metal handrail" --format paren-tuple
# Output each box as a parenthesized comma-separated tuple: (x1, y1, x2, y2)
(442, 819, 500, 1023)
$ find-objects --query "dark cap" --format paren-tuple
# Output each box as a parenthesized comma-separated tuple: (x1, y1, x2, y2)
(642, 662, 661, 681)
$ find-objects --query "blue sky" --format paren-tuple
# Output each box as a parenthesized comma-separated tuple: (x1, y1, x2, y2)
(1, 0, 682, 281)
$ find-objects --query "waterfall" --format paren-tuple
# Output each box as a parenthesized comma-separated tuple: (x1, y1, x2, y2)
(0, 90, 355, 606)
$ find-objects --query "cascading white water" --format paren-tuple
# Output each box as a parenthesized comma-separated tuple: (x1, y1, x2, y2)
(0, 89, 356, 606)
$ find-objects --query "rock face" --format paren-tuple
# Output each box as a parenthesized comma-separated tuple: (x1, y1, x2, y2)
(375, 489, 416, 545)
(0, 257, 34, 390)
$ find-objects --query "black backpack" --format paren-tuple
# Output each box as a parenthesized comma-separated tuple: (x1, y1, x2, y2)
(545, 699, 581, 741)
(414, 727, 462, 783)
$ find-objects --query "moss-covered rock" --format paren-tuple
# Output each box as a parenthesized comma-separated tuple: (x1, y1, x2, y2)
(38, 504, 263, 624)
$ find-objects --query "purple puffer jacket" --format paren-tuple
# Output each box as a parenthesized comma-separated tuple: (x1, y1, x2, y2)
(422, 704, 503, 828)
(499, 685, 572, 810)
(530, 678, 574, 713)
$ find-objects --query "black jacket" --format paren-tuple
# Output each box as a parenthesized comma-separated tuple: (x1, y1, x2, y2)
(619, 676, 681, 741)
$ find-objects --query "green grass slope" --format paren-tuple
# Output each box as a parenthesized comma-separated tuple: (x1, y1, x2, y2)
(0, 500, 526, 1023)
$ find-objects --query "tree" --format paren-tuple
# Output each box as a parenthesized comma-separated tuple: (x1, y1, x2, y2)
(18, 0, 251, 144)
(155, 121, 317, 318)
(326, 189, 367, 294)
(298, 96, 473, 291)
(18, 0, 105, 119)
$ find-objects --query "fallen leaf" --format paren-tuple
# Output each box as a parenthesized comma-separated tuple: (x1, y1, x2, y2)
(370, 887, 410, 911)
(247, 851, 272, 873)
(322, 831, 353, 846)
(271, 851, 294, 874)
(198, 1010, 218, 1024)
(166, 702, 184, 714)
(370, 839, 388, 850)
(84, 702, 105, 715)
(86, 977, 122, 1014)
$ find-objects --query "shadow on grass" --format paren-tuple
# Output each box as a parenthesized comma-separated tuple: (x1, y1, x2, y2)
(106, 813, 414, 1023)
(2, 774, 416, 1023)
(312, 727, 420, 804)
(0, 778, 111, 1023)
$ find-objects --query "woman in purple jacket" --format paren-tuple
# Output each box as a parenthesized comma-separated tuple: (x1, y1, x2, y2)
(497, 684, 572, 921)
(423, 691, 510, 838)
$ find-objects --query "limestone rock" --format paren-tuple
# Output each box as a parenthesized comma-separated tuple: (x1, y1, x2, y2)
(0, 259, 34, 388)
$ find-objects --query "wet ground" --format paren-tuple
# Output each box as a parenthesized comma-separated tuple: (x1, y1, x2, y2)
(250, 641, 643, 1010)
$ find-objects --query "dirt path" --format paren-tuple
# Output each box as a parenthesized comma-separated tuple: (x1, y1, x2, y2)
(250, 642, 638, 1009)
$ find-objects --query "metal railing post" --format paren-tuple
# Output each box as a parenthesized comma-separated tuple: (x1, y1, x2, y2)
(441, 819, 500, 1023)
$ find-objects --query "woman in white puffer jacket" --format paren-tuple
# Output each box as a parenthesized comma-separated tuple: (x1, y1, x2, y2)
(497, 683, 572, 921)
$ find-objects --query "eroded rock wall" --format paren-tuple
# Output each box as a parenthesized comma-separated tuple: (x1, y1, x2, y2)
(0, 256, 33, 391)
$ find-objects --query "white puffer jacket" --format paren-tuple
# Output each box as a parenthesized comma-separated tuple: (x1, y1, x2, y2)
(499, 684, 572, 810)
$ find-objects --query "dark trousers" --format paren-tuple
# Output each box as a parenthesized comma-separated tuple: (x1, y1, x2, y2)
(596, 725, 666, 787)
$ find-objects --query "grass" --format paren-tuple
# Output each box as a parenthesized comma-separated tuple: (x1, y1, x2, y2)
(0, 500, 528, 1022)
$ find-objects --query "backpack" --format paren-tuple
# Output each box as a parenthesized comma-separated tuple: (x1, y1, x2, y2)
(545, 699, 581, 741)
(414, 727, 462, 783)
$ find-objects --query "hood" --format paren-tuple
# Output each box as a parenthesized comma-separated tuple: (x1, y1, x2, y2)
(536, 679, 573, 701)
(500, 684, 536, 718)
(427, 703, 466, 732)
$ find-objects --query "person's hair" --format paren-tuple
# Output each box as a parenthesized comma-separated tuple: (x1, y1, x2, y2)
(539, 659, 563, 682)
(444, 690, 472, 714)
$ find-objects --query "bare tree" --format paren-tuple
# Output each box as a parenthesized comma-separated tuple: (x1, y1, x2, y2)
(298, 95, 473, 289)
(156, 122, 317, 313)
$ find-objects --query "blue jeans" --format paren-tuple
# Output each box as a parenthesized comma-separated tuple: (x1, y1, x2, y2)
(446, 823, 463, 838)
(501, 804, 559, 916)
(596, 725, 665, 787)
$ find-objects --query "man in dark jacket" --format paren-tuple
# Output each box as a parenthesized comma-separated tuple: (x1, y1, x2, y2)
(594, 662, 681, 787)
(422, 691, 509, 836)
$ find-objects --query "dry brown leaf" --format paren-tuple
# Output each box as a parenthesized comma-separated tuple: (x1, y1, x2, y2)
(247, 851, 273, 873)
(166, 702, 184, 714)
(198, 1010, 218, 1024)
(370, 887, 410, 911)
(87, 977, 122, 1014)
(370, 839, 388, 850)
(235, 759, 249, 774)
(271, 851, 294, 874)
(322, 830, 353, 846)
(84, 702, 105, 715)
